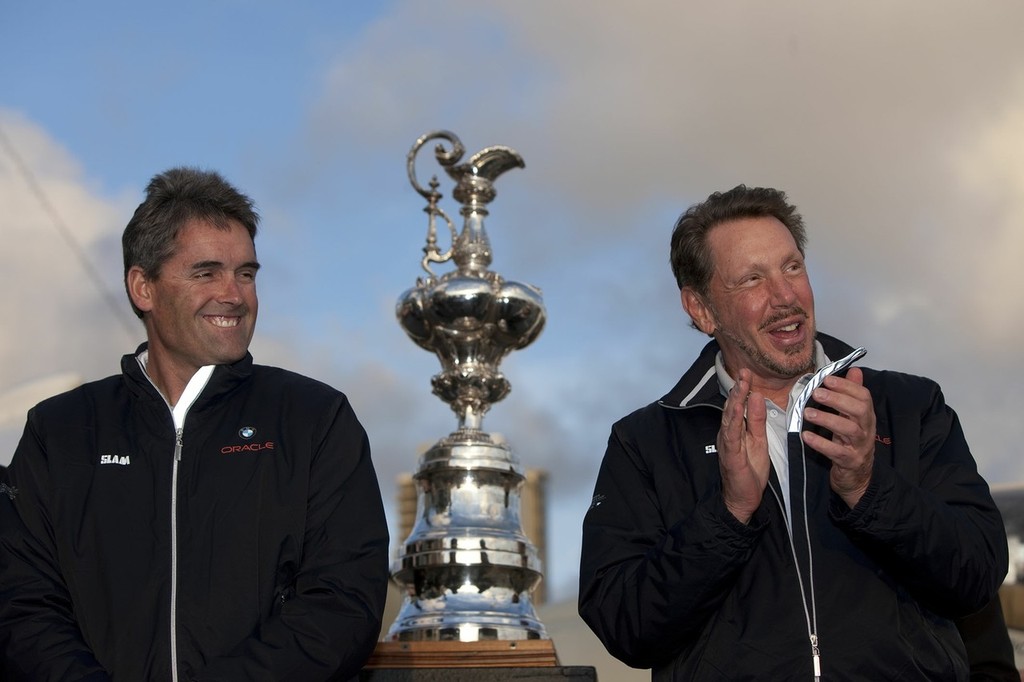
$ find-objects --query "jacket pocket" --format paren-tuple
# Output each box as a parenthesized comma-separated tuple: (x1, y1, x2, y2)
(272, 560, 297, 615)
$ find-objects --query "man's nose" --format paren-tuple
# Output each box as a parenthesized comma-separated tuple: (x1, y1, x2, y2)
(768, 274, 797, 306)
(217, 274, 244, 304)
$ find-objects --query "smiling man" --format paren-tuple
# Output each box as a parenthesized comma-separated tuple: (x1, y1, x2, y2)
(0, 168, 390, 681)
(578, 185, 1010, 680)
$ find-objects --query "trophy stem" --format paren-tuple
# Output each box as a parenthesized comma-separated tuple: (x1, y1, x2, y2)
(460, 406, 481, 432)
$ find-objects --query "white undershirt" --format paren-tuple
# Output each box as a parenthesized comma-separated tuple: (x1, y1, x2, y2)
(135, 350, 215, 427)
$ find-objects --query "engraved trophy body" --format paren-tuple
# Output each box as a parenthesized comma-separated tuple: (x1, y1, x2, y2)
(388, 130, 548, 642)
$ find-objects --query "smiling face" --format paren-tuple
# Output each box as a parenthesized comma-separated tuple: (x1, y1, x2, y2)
(682, 215, 816, 393)
(127, 218, 259, 399)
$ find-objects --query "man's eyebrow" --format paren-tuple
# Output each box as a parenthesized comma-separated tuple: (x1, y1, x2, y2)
(189, 260, 261, 271)
(190, 260, 223, 271)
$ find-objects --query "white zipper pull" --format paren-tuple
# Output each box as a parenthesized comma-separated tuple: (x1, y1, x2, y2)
(810, 633, 821, 680)
(175, 428, 183, 461)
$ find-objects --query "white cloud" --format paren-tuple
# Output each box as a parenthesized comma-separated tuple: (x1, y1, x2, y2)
(0, 109, 143, 393)
(299, 0, 1024, 596)
(944, 92, 1024, 347)
(6, 0, 1024, 604)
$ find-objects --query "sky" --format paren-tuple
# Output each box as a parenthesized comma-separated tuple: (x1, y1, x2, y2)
(2, 1, 1024, 612)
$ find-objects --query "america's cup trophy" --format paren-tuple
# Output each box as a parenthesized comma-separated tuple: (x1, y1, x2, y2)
(388, 130, 549, 643)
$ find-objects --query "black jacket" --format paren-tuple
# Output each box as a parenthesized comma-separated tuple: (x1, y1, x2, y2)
(0, 348, 390, 681)
(956, 596, 1019, 681)
(579, 333, 1008, 681)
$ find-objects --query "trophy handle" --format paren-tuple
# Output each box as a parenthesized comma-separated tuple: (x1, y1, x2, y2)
(407, 131, 464, 276)
(406, 129, 464, 200)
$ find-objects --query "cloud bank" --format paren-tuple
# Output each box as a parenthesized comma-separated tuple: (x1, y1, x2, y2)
(3, 1, 1023, 603)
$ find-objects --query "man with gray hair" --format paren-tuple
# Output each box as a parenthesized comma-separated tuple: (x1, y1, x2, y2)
(579, 185, 1009, 680)
(0, 167, 390, 681)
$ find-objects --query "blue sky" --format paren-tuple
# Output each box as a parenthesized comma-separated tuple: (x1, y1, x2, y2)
(3, 1, 1024, 612)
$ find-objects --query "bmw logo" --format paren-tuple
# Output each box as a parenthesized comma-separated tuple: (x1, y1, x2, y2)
(239, 426, 256, 439)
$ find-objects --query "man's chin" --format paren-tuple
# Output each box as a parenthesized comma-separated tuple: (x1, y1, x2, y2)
(762, 346, 815, 379)
(205, 344, 251, 366)
(781, 354, 816, 377)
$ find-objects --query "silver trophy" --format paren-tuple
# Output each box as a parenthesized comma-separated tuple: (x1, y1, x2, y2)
(388, 130, 548, 642)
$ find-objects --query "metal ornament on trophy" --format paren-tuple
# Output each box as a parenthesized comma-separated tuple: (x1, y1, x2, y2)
(387, 130, 550, 648)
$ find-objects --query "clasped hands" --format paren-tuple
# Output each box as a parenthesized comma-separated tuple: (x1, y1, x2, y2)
(718, 367, 876, 524)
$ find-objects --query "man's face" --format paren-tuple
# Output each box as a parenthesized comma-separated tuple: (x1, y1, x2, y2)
(686, 216, 816, 384)
(132, 218, 259, 378)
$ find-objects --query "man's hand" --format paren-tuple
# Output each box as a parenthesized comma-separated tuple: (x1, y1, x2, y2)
(718, 368, 771, 524)
(801, 367, 876, 508)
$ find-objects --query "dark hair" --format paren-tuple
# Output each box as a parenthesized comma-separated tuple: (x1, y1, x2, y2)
(669, 185, 806, 297)
(122, 167, 259, 317)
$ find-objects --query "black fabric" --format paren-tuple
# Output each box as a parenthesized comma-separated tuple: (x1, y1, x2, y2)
(579, 333, 1008, 681)
(956, 596, 1020, 681)
(0, 346, 390, 681)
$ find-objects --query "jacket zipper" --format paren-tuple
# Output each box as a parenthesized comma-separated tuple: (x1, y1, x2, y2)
(137, 353, 213, 682)
(811, 633, 821, 679)
(171, 427, 183, 682)
(661, 379, 826, 677)
(769, 433, 821, 682)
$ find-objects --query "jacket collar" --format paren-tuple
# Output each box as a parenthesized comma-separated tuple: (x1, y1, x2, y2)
(121, 342, 254, 409)
(660, 332, 856, 407)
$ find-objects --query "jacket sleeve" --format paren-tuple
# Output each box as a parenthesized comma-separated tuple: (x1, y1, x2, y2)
(0, 418, 113, 682)
(193, 396, 390, 682)
(830, 375, 1008, 618)
(578, 417, 768, 669)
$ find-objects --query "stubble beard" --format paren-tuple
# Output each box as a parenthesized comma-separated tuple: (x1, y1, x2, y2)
(713, 308, 817, 379)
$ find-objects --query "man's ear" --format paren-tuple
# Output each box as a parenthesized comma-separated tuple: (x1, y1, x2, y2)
(126, 266, 155, 314)
(681, 288, 715, 335)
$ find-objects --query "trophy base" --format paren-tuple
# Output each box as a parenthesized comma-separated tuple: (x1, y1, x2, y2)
(363, 640, 559, 668)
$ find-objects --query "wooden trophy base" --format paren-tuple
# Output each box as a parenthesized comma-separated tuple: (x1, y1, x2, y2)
(363, 639, 560, 669)
(359, 639, 596, 682)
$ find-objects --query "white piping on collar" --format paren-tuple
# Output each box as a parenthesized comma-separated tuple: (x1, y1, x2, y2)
(135, 350, 215, 427)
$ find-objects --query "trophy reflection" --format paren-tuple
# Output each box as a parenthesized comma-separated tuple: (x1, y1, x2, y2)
(388, 130, 549, 643)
